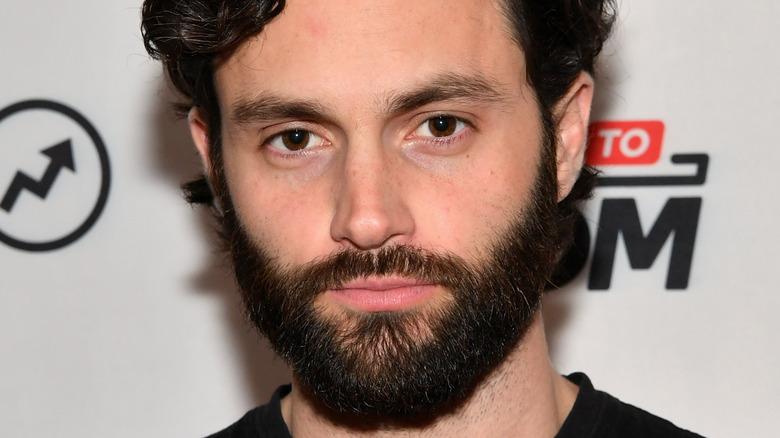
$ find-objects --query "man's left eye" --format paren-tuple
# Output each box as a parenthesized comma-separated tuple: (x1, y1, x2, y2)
(414, 116, 467, 138)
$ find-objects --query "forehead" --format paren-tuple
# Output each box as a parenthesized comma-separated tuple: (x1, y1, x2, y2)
(216, 0, 525, 113)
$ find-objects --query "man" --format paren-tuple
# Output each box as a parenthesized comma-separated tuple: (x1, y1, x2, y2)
(142, 0, 702, 436)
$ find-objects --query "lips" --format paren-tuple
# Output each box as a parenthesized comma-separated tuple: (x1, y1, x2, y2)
(327, 277, 437, 312)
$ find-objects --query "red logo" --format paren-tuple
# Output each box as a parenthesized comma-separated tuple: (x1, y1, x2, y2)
(586, 120, 665, 166)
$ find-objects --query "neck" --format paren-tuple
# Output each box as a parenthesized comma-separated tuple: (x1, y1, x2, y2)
(280, 310, 578, 438)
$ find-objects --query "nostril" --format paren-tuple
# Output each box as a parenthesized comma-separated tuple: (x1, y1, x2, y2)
(331, 206, 396, 250)
(330, 190, 416, 250)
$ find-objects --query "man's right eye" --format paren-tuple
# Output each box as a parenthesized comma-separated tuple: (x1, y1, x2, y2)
(266, 129, 327, 152)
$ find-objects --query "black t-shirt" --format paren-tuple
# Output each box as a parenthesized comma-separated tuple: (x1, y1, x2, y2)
(556, 373, 703, 437)
(206, 373, 704, 437)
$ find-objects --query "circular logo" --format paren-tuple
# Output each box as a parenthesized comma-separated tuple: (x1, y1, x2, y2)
(0, 100, 111, 251)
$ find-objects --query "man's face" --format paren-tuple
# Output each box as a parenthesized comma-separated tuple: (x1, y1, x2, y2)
(212, 0, 543, 271)
(196, 0, 572, 418)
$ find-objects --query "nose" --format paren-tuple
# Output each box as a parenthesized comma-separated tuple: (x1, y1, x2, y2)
(330, 142, 415, 250)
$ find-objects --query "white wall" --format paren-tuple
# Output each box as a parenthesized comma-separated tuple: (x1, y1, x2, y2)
(1, 1, 777, 436)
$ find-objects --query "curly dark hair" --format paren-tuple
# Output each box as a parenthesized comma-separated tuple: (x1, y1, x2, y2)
(141, 0, 615, 280)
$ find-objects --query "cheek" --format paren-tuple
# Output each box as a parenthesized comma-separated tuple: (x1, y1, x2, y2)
(409, 146, 540, 260)
(430, 106, 544, 255)
(224, 158, 336, 266)
(235, 187, 335, 265)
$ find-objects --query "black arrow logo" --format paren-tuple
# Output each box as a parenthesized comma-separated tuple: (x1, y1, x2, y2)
(1, 140, 76, 213)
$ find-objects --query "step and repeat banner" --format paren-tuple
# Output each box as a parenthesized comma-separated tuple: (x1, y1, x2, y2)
(2, 1, 777, 436)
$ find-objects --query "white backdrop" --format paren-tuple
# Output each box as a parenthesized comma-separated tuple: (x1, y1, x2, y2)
(2, 1, 778, 436)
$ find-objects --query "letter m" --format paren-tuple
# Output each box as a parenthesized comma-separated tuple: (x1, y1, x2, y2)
(588, 198, 702, 290)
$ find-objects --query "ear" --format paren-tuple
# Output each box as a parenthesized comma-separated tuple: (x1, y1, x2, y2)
(188, 107, 213, 176)
(554, 72, 594, 201)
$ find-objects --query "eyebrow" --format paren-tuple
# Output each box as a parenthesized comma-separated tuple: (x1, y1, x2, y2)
(228, 71, 513, 127)
(383, 72, 513, 115)
(231, 95, 333, 127)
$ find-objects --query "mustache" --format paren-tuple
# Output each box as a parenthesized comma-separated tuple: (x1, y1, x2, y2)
(268, 245, 477, 300)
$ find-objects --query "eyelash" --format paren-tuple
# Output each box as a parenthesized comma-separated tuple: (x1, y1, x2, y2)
(408, 114, 473, 147)
(260, 114, 473, 156)
(262, 128, 330, 156)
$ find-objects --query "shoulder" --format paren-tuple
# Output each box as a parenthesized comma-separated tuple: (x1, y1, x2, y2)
(557, 373, 704, 438)
(205, 385, 292, 438)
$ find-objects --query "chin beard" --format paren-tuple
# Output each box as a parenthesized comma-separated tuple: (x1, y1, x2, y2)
(213, 131, 562, 420)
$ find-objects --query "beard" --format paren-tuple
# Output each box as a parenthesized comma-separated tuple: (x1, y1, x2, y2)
(212, 128, 562, 420)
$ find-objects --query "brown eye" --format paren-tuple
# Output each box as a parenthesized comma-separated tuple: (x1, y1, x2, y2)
(427, 116, 457, 137)
(267, 129, 327, 152)
(281, 130, 310, 151)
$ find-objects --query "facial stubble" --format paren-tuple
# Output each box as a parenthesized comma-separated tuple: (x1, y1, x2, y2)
(213, 126, 562, 420)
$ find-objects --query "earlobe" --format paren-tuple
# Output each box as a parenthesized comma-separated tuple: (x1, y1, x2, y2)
(554, 72, 595, 201)
(188, 107, 213, 176)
